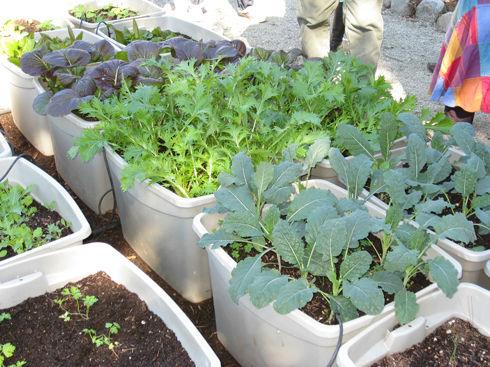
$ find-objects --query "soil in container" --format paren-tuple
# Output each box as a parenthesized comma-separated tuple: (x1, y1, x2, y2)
(371, 317, 490, 366)
(0, 271, 195, 366)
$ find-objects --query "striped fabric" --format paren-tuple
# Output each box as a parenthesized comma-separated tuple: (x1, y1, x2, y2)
(429, 0, 490, 113)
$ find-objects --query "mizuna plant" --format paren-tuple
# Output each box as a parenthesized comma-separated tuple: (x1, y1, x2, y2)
(198, 143, 459, 325)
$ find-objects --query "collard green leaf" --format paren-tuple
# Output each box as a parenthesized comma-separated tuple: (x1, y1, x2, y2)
(223, 211, 262, 238)
(384, 245, 419, 273)
(343, 278, 384, 315)
(394, 222, 417, 244)
(329, 149, 372, 198)
(217, 171, 237, 187)
(472, 194, 490, 209)
(263, 161, 303, 204)
(383, 169, 407, 204)
(431, 131, 448, 153)
(215, 185, 255, 213)
(451, 122, 475, 154)
(464, 153, 486, 179)
(329, 295, 359, 322)
(340, 250, 372, 281)
(248, 269, 289, 308)
(399, 191, 422, 210)
(378, 112, 399, 160)
(264, 205, 281, 233)
(372, 271, 403, 294)
(335, 124, 374, 160)
(43, 48, 91, 67)
(415, 213, 441, 229)
(415, 198, 452, 215)
(475, 208, 490, 227)
(406, 133, 427, 179)
(304, 137, 330, 170)
(229, 254, 263, 303)
(386, 204, 403, 231)
(287, 188, 336, 222)
(408, 228, 431, 252)
(427, 256, 459, 298)
(476, 176, 490, 195)
(399, 113, 426, 141)
(424, 155, 452, 184)
(272, 220, 304, 267)
(231, 152, 255, 190)
(197, 229, 242, 249)
(273, 278, 316, 314)
(253, 161, 274, 197)
(315, 219, 347, 259)
(282, 143, 299, 162)
(433, 213, 476, 244)
(343, 210, 384, 246)
(202, 204, 228, 214)
(394, 289, 419, 324)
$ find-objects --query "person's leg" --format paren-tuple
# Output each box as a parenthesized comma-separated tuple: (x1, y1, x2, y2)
(342, 0, 383, 67)
(444, 106, 475, 124)
(330, 2, 345, 52)
(297, 0, 338, 58)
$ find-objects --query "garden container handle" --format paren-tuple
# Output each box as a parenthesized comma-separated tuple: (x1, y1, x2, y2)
(384, 316, 426, 354)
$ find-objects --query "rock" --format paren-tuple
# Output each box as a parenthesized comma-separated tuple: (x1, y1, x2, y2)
(436, 11, 453, 32)
(416, 0, 444, 23)
(383, 0, 391, 9)
(391, 0, 412, 17)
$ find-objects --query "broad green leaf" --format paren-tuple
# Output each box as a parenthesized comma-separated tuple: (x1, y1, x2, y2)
(215, 185, 255, 213)
(433, 213, 476, 244)
(231, 152, 254, 189)
(386, 204, 403, 231)
(415, 198, 452, 215)
(343, 210, 385, 246)
(248, 269, 289, 308)
(263, 161, 303, 204)
(451, 122, 475, 154)
(229, 254, 263, 303)
(424, 156, 452, 184)
(315, 219, 347, 259)
(304, 137, 330, 169)
(287, 188, 336, 222)
(408, 228, 431, 252)
(475, 208, 490, 228)
(264, 205, 281, 233)
(217, 171, 236, 186)
(465, 153, 486, 179)
(384, 245, 419, 273)
(328, 148, 349, 185)
(431, 131, 447, 152)
(343, 278, 384, 315)
(378, 112, 399, 160)
(273, 278, 316, 314)
(473, 194, 490, 209)
(473, 141, 490, 171)
(198, 229, 242, 249)
(223, 211, 262, 237)
(399, 191, 422, 210)
(383, 169, 407, 204)
(202, 204, 228, 214)
(345, 154, 373, 199)
(340, 250, 372, 281)
(454, 165, 478, 198)
(336, 198, 367, 214)
(394, 222, 417, 244)
(272, 220, 304, 267)
(372, 271, 403, 294)
(335, 124, 374, 160)
(406, 133, 427, 179)
(253, 161, 274, 197)
(282, 143, 299, 162)
(415, 213, 441, 229)
(427, 256, 459, 298)
(399, 113, 426, 141)
(476, 176, 490, 195)
(394, 289, 419, 324)
(330, 295, 359, 322)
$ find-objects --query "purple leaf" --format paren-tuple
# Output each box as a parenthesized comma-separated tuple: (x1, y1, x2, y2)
(46, 89, 92, 117)
(54, 71, 80, 87)
(125, 40, 164, 62)
(43, 49, 91, 68)
(73, 75, 97, 96)
(91, 60, 138, 91)
(20, 47, 49, 76)
(69, 40, 94, 53)
(92, 39, 116, 60)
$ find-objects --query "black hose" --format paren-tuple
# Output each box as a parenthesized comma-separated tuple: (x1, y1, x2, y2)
(0, 153, 35, 182)
(95, 21, 112, 38)
(326, 310, 343, 367)
(79, 12, 88, 29)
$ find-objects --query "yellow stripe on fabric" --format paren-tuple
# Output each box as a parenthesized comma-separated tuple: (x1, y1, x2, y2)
(440, 29, 463, 77)
(454, 77, 482, 112)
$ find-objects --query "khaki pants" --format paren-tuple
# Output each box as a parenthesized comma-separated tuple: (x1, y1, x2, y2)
(297, 0, 383, 67)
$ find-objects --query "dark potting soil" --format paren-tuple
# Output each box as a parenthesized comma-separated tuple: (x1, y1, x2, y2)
(371, 318, 490, 367)
(0, 271, 195, 367)
(1, 199, 73, 261)
(0, 113, 241, 367)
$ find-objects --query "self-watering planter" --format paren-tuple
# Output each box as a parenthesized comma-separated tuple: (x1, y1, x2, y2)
(0, 156, 91, 267)
(1, 28, 105, 156)
(0, 242, 220, 367)
(33, 79, 115, 214)
(66, 0, 163, 31)
(192, 179, 462, 367)
(104, 146, 215, 303)
(0, 131, 12, 158)
(96, 15, 227, 49)
(336, 283, 490, 367)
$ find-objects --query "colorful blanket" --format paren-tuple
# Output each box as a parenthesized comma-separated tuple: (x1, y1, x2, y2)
(429, 0, 490, 113)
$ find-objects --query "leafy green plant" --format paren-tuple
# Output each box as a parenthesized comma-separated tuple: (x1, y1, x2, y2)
(70, 4, 138, 23)
(0, 343, 26, 367)
(53, 286, 98, 321)
(107, 19, 183, 45)
(83, 322, 120, 350)
(198, 147, 459, 325)
(0, 314, 11, 324)
(0, 181, 70, 258)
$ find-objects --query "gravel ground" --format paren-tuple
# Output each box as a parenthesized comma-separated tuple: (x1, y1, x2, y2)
(157, 0, 489, 143)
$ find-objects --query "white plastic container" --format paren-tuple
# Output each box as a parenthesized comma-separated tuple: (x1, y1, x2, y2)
(192, 179, 462, 367)
(66, 0, 163, 31)
(0, 242, 220, 367)
(0, 131, 12, 157)
(104, 146, 215, 303)
(33, 80, 115, 215)
(336, 283, 490, 367)
(1, 28, 105, 156)
(0, 156, 91, 266)
(96, 15, 227, 49)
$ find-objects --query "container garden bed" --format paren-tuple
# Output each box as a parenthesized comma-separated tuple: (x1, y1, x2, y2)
(336, 283, 490, 367)
(0, 242, 220, 366)
(0, 130, 12, 157)
(97, 15, 227, 49)
(66, 0, 163, 31)
(193, 150, 462, 367)
(0, 156, 91, 266)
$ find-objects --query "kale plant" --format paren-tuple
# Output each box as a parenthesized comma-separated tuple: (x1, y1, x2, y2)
(198, 148, 459, 324)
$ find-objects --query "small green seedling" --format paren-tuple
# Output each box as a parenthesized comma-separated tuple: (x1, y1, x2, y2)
(0, 343, 26, 367)
(0, 313, 11, 323)
(53, 286, 98, 321)
(83, 322, 121, 350)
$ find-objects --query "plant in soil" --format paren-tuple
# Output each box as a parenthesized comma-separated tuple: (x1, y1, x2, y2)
(197, 144, 459, 325)
(69, 4, 139, 23)
(83, 322, 121, 350)
(106, 19, 186, 45)
(0, 181, 70, 260)
(0, 314, 25, 367)
(53, 286, 99, 322)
